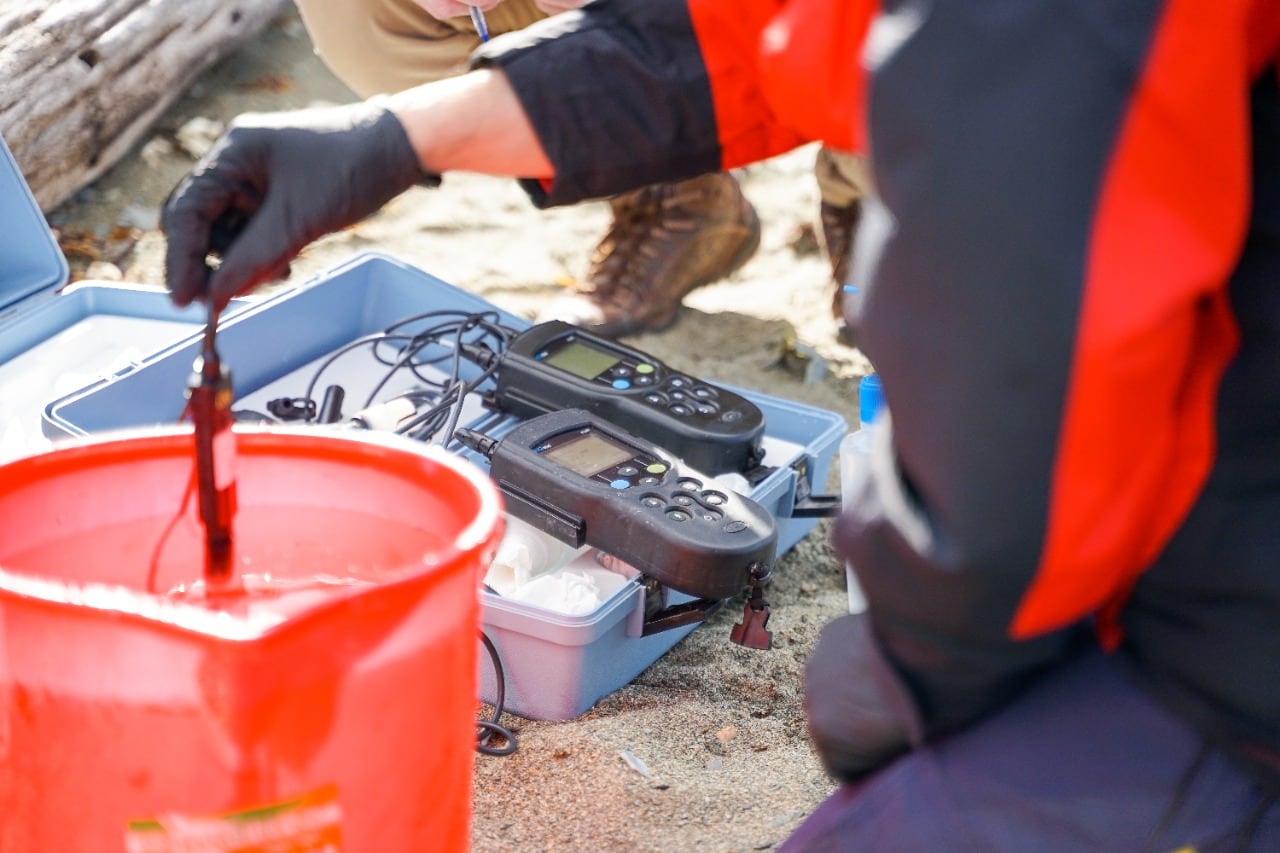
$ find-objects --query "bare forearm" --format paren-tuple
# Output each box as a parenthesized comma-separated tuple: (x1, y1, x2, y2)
(382, 68, 554, 179)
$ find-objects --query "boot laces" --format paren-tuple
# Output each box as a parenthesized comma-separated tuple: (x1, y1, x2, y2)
(587, 183, 703, 302)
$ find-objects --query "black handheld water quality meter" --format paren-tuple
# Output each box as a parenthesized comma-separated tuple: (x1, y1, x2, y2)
(475, 321, 766, 476)
(455, 409, 777, 602)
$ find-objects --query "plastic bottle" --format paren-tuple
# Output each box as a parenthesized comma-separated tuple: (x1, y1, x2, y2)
(838, 373, 884, 613)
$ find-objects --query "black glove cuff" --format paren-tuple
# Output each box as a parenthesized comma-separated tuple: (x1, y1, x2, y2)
(366, 99, 442, 191)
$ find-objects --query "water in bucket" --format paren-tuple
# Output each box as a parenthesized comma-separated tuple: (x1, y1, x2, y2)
(0, 426, 503, 852)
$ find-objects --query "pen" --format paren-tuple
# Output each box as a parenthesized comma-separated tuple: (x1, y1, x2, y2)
(469, 5, 490, 42)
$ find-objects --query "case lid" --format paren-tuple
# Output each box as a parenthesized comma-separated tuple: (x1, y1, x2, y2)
(0, 135, 70, 313)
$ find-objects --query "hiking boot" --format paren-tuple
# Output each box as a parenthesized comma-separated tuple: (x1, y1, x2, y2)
(537, 172, 761, 338)
(820, 198, 862, 346)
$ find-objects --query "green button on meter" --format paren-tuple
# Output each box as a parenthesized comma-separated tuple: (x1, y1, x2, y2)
(647, 462, 667, 474)
(635, 363, 655, 374)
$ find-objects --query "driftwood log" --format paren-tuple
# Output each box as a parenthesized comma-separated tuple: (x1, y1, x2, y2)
(0, 0, 290, 212)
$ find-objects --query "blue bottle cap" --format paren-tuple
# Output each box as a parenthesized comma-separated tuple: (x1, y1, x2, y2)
(859, 373, 884, 425)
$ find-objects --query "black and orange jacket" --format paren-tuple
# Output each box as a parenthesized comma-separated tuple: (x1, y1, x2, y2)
(478, 0, 1280, 785)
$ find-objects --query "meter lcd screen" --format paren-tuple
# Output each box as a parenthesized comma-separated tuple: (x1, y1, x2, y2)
(543, 340, 620, 379)
(542, 431, 633, 477)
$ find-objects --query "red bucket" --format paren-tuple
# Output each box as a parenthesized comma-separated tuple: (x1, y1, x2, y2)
(0, 427, 503, 852)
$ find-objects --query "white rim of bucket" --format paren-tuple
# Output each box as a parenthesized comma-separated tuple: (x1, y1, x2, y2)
(0, 424, 505, 641)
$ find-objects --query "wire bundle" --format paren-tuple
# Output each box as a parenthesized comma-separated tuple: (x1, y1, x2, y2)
(244, 309, 517, 446)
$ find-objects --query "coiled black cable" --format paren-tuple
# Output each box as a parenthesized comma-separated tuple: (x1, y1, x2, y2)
(477, 631, 517, 756)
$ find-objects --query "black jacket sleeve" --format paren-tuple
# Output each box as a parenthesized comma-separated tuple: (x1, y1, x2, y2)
(472, 0, 723, 206)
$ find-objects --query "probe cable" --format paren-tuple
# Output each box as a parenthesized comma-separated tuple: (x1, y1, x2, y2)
(289, 310, 516, 441)
(477, 630, 518, 756)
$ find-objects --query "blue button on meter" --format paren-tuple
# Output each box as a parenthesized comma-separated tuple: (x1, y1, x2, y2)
(610, 478, 630, 490)
(612, 378, 631, 390)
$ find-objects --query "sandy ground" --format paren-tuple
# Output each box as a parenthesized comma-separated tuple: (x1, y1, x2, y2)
(47, 11, 873, 851)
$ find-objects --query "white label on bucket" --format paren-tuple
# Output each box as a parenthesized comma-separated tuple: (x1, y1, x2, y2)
(124, 783, 342, 853)
(213, 427, 236, 490)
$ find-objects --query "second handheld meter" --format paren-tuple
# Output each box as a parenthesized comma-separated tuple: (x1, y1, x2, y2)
(455, 408, 776, 602)
(476, 321, 766, 476)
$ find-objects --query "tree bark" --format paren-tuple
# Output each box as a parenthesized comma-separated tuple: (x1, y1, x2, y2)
(0, 0, 290, 212)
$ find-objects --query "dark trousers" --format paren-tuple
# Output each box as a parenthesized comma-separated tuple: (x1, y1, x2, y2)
(782, 649, 1278, 851)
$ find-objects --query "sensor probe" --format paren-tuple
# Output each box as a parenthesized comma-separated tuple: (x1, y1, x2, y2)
(186, 302, 237, 585)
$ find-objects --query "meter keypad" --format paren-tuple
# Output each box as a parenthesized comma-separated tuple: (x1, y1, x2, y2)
(639, 474, 731, 530)
(639, 482, 739, 533)
(652, 376, 721, 419)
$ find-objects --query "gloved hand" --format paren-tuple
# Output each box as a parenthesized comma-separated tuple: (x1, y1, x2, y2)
(162, 101, 437, 310)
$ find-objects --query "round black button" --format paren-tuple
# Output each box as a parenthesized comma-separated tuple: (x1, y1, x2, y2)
(670, 403, 692, 416)
(667, 509, 691, 522)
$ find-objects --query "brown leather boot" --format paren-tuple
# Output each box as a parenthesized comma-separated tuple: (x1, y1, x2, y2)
(820, 198, 861, 345)
(537, 172, 761, 338)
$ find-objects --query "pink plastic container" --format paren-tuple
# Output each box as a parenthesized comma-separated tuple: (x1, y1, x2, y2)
(0, 426, 503, 852)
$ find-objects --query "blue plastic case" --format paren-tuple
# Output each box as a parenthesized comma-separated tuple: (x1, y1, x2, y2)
(2, 135, 847, 721)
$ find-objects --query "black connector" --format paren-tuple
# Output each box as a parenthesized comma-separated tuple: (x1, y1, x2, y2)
(317, 384, 346, 424)
(459, 341, 499, 369)
(267, 396, 318, 422)
(454, 427, 498, 458)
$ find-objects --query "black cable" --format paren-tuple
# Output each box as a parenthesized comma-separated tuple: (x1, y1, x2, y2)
(290, 310, 517, 442)
(376, 310, 513, 395)
(300, 331, 419, 414)
(477, 630, 518, 756)
(397, 357, 503, 444)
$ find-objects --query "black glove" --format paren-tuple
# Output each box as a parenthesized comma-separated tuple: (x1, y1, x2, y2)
(804, 612, 925, 782)
(162, 101, 439, 310)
